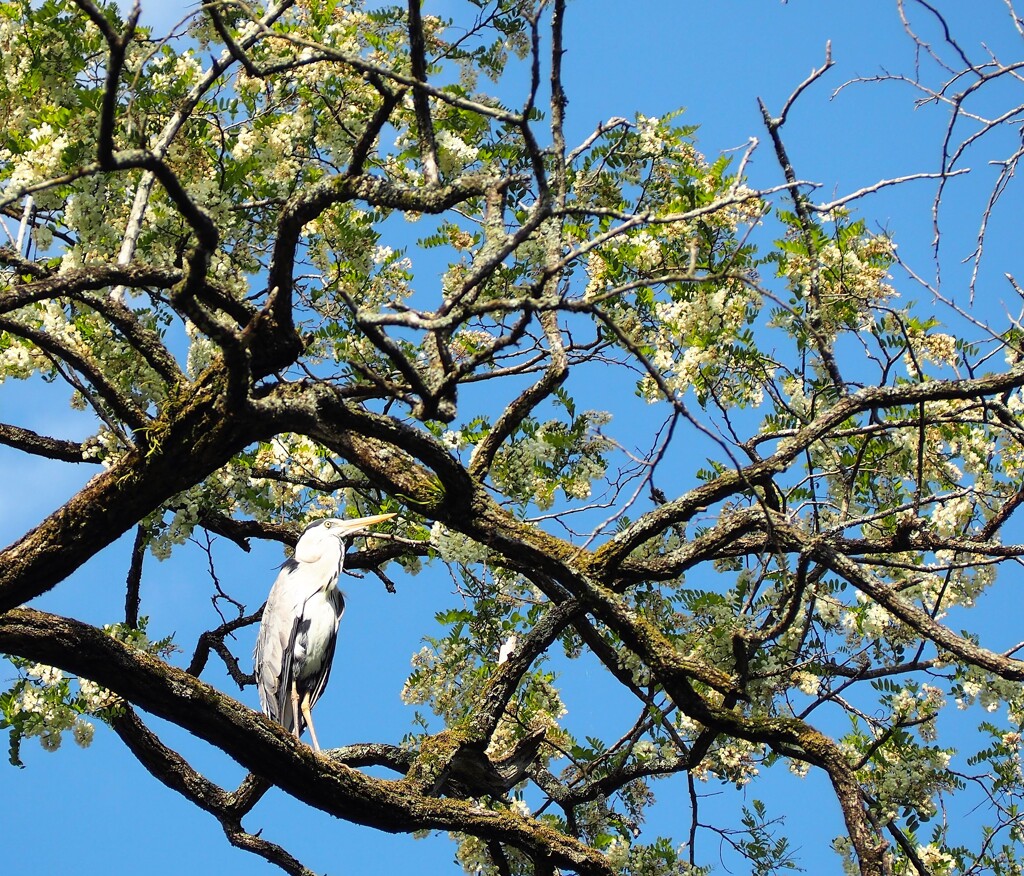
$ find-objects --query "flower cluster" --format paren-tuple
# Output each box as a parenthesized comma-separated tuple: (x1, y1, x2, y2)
(491, 409, 613, 510)
(915, 844, 956, 876)
(691, 738, 762, 788)
(638, 281, 763, 406)
(774, 215, 897, 343)
(429, 522, 488, 566)
(2, 122, 70, 195)
(904, 330, 958, 377)
(953, 667, 1024, 720)
(1, 661, 117, 759)
(434, 129, 479, 175)
(401, 641, 478, 721)
(147, 50, 203, 95)
(859, 742, 954, 824)
(0, 335, 42, 382)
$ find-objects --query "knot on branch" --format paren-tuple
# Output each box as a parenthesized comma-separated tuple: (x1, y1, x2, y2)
(241, 311, 305, 379)
(404, 728, 546, 799)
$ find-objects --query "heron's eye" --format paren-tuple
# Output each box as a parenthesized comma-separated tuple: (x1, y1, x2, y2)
(324, 521, 333, 529)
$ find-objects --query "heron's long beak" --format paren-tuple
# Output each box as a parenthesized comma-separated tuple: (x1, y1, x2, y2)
(335, 512, 397, 538)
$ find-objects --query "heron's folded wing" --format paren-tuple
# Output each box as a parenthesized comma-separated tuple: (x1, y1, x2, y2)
(254, 565, 307, 731)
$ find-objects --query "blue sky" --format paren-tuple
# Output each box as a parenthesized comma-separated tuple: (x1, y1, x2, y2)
(3, 1, 1022, 873)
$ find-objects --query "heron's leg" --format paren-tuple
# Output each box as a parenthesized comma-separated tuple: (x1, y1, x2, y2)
(299, 691, 321, 752)
(289, 681, 301, 740)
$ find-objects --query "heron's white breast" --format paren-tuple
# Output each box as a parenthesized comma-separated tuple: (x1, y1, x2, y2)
(292, 588, 340, 680)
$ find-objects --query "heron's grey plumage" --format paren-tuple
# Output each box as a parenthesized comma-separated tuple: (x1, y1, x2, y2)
(254, 513, 395, 751)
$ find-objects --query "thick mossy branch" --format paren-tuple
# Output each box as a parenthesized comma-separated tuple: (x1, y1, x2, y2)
(0, 608, 615, 876)
(0, 367, 259, 612)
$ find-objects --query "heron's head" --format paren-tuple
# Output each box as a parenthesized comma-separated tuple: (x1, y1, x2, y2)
(293, 513, 397, 564)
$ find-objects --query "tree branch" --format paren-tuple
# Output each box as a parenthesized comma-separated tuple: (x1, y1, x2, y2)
(0, 607, 616, 876)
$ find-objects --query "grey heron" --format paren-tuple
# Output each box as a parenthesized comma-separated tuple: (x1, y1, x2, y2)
(254, 513, 396, 751)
